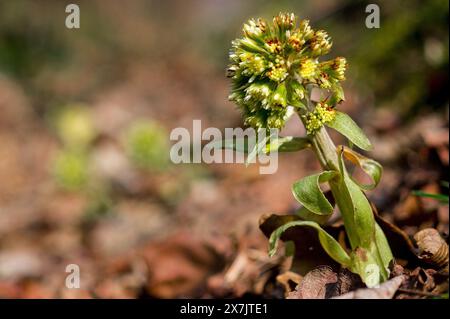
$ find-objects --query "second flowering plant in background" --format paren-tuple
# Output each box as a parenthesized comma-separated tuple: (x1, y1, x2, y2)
(224, 13, 394, 287)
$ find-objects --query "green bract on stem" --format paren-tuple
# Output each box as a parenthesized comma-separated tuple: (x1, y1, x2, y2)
(226, 13, 394, 287)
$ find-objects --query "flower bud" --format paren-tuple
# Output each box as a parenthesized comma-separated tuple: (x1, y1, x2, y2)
(265, 38, 283, 54)
(239, 52, 267, 77)
(299, 58, 319, 81)
(238, 38, 268, 55)
(267, 65, 288, 82)
(272, 12, 296, 39)
(310, 30, 332, 57)
(298, 19, 314, 41)
(331, 57, 347, 81)
(245, 82, 272, 106)
(288, 31, 306, 51)
(243, 19, 267, 41)
(287, 79, 306, 105)
(270, 83, 288, 108)
(303, 102, 336, 135)
(319, 57, 347, 81)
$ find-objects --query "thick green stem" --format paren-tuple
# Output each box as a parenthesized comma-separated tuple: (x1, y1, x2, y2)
(310, 127, 339, 171)
(299, 116, 359, 249)
(296, 91, 393, 286)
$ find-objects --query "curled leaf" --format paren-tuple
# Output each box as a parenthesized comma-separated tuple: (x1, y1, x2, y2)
(292, 171, 338, 217)
(414, 228, 449, 269)
(259, 214, 345, 263)
(269, 220, 351, 267)
(326, 111, 372, 151)
(339, 145, 382, 191)
(296, 206, 331, 225)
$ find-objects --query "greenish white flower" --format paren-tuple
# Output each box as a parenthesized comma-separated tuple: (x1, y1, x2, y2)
(299, 58, 319, 80)
(310, 30, 332, 57)
(303, 102, 336, 135)
(227, 13, 347, 129)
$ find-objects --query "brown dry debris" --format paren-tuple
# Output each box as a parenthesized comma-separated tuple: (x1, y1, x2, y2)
(334, 276, 405, 299)
(287, 266, 338, 299)
(141, 232, 227, 298)
(287, 266, 363, 299)
(414, 228, 449, 270)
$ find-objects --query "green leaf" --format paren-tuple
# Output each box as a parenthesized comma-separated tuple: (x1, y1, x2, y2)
(246, 131, 273, 166)
(336, 148, 375, 249)
(296, 206, 332, 225)
(331, 148, 393, 287)
(269, 220, 351, 266)
(345, 176, 375, 248)
(218, 136, 253, 153)
(292, 171, 338, 216)
(349, 227, 392, 288)
(340, 146, 382, 191)
(349, 245, 387, 288)
(210, 130, 270, 167)
(374, 223, 394, 273)
(326, 111, 372, 151)
(412, 190, 449, 204)
(295, 190, 335, 225)
(265, 136, 311, 153)
(328, 82, 345, 106)
(217, 136, 311, 154)
(284, 241, 296, 257)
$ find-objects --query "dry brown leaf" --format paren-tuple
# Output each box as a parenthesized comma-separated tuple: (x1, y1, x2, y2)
(276, 271, 303, 296)
(333, 275, 404, 299)
(414, 228, 449, 269)
(287, 266, 338, 299)
(142, 232, 226, 298)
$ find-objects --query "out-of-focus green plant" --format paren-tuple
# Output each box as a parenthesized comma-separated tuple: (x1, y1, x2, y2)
(83, 190, 114, 223)
(124, 120, 170, 171)
(50, 105, 96, 192)
(224, 13, 393, 287)
(54, 105, 96, 150)
(52, 150, 89, 191)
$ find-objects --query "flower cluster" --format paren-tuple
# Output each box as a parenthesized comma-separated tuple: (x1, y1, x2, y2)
(303, 102, 336, 135)
(227, 13, 347, 129)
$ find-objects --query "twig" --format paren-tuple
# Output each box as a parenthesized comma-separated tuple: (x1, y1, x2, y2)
(397, 288, 438, 297)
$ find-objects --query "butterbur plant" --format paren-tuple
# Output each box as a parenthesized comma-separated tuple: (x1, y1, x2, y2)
(51, 105, 95, 191)
(125, 120, 170, 171)
(225, 13, 394, 287)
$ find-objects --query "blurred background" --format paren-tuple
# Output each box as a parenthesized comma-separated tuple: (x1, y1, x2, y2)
(0, 0, 448, 298)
